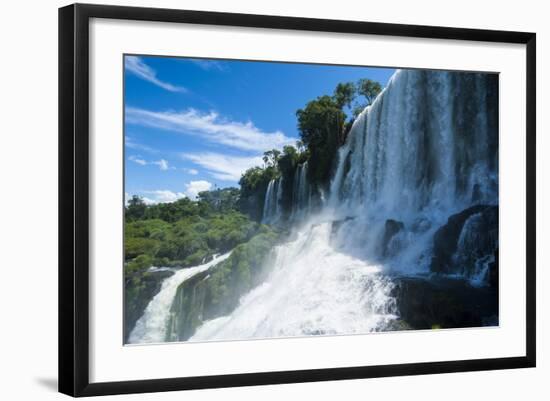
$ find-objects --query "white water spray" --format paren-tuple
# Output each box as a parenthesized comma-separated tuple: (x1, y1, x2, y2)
(128, 252, 231, 344)
(191, 222, 396, 341)
(262, 178, 284, 224)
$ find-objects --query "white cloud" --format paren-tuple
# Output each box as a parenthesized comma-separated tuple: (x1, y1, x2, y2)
(184, 168, 199, 175)
(125, 56, 187, 93)
(182, 152, 263, 182)
(126, 107, 295, 152)
(184, 180, 213, 199)
(125, 136, 159, 154)
(129, 155, 173, 171)
(152, 159, 170, 171)
(142, 190, 186, 204)
(128, 155, 147, 166)
(141, 197, 158, 205)
(190, 59, 226, 71)
(137, 181, 213, 204)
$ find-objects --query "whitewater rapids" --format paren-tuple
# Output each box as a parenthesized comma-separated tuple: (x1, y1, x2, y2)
(191, 221, 397, 341)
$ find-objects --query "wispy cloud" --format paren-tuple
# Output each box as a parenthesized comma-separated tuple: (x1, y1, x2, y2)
(152, 159, 169, 171)
(125, 136, 159, 154)
(128, 155, 147, 166)
(126, 107, 294, 152)
(189, 59, 227, 71)
(184, 180, 213, 199)
(128, 155, 173, 171)
(182, 152, 263, 182)
(183, 168, 199, 175)
(125, 56, 187, 93)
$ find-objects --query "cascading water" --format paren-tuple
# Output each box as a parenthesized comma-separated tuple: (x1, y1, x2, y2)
(262, 178, 284, 224)
(331, 70, 497, 216)
(129, 69, 498, 343)
(188, 69, 498, 341)
(128, 252, 231, 344)
(328, 70, 498, 277)
(191, 222, 397, 340)
(289, 161, 313, 221)
(452, 208, 498, 285)
(262, 179, 275, 222)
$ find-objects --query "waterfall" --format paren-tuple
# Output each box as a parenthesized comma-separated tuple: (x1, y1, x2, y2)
(262, 179, 275, 223)
(263, 161, 313, 224)
(290, 161, 312, 221)
(262, 177, 284, 224)
(129, 69, 498, 343)
(190, 222, 397, 341)
(327, 69, 498, 275)
(188, 69, 498, 340)
(128, 252, 231, 344)
(330, 70, 497, 216)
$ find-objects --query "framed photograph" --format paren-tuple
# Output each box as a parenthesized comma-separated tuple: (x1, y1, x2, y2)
(59, 3, 536, 397)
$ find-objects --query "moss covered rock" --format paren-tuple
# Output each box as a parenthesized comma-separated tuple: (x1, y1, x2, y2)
(166, 227, 280, 341)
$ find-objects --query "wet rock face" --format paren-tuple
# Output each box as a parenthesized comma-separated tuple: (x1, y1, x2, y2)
(381, 219, 404, 257)
(330, 216, 355, 238)
(430, 205, 498, 281)
(391, 276, 498, 329)
(167, 269, 212, 341)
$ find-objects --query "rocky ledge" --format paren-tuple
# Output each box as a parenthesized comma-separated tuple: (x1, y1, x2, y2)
(391, 276, 498, 330)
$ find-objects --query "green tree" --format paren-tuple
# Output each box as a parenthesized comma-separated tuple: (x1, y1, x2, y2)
(142, 197, 199, 222)
(198, 187, 240, 213)
(262, 149, 281, 168)
(296, 95, 346, 185)
(333, 82, 356, 109)
(354, 79, 382, 116)
(277, 145, 299, 176)
(126, 195, 147, 221)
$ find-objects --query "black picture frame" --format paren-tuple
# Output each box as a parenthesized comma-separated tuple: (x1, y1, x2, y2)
(59, 3, 536, 397)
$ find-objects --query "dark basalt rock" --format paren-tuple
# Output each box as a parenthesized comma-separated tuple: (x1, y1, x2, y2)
(382, 219, 404, 257)
(391, 276, 498, 330)
(124, 269, 174, 342)
(430, 204, 498, 278)
(330, 216, 355, 237)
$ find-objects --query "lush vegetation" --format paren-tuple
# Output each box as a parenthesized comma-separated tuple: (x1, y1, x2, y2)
(125, 188, 258, 273)
(126, 187, 240, 223)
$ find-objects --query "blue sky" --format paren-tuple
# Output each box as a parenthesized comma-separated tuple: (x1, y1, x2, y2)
(124, 55, 395, 204)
